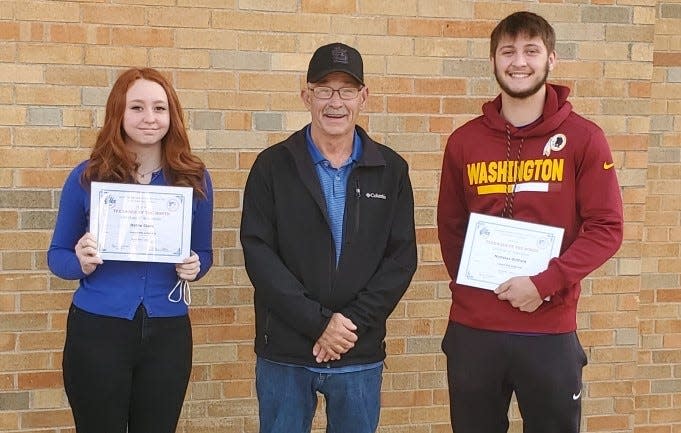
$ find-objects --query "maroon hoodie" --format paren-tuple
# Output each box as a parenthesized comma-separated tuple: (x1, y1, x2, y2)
(437, 84, 623, 333)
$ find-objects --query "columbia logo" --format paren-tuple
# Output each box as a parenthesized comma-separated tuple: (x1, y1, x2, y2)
(365, 192, 386, 200)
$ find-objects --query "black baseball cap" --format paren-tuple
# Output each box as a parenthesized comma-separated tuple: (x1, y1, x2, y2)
(306, 43, 364, 85)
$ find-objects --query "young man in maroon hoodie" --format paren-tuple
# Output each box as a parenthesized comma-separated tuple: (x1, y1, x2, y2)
(437, 11, 623, 433)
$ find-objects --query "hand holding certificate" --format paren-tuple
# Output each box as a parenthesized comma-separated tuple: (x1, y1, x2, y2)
(456, 213, 564, 291)
(90, 182, 193, 263)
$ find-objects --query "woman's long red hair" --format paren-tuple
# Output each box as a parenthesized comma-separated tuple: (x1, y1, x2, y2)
(82, 68, 207, 199)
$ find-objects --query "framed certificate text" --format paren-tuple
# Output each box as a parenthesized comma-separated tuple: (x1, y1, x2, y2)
(456, 212, 564, 291)
(90, 182, 193, 263)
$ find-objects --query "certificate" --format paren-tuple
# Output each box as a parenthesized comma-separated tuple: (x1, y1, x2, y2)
(90, 182, 193, 263)
(456, 213, 564, 290)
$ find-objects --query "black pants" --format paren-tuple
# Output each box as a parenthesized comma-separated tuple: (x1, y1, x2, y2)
(442, 322, 587, 433)
(63, 304, 192, 433)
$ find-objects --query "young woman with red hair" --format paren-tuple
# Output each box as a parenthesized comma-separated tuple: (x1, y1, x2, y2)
(48, 67, 213, 432)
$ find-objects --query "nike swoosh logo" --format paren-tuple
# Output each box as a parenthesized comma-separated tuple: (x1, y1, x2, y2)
(603, 162, 615, 170)
(572, 391, 581, 400)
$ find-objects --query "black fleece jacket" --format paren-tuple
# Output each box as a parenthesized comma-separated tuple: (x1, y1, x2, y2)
(240, 125, 417, 367)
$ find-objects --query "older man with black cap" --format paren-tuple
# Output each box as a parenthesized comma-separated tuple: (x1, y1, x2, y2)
(240, 42, 417, 433)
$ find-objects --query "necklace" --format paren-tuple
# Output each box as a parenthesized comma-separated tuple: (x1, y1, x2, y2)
(136, 165, 162, 179)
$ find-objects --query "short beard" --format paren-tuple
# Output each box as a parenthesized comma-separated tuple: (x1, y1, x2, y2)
(494, 60, 550, 99)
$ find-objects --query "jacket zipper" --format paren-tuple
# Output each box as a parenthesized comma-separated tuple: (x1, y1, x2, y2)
(264, 310, 270, 345)
(354, 178, 360, 236)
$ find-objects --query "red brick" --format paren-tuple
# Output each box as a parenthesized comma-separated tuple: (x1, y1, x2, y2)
(443, 20, 496, 38)
(301, 0, 356, 13)
(17, 371, 63, 389)
(654, 52, 681, 66)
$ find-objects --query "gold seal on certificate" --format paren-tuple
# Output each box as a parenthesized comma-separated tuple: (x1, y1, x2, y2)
(90, 182, 193, 263)
(456, 213, 564, 291)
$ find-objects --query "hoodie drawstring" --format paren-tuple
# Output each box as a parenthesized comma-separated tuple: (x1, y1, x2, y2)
(503, 123, 524, 219)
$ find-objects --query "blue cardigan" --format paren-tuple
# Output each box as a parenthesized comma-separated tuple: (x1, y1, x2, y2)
(48, 161, 214, 319)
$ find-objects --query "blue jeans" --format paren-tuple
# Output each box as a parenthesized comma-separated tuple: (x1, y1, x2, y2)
(256, 357, 383, 433)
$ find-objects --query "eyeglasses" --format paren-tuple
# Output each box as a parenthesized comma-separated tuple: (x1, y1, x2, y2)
(308, 86, 363, 100)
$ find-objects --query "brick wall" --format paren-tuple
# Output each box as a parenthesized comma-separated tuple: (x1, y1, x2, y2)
(636, 3, 681, 433)
(0, 1, 679, 432)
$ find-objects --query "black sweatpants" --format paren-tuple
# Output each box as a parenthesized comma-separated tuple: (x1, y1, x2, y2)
(442, 322, 587, 433)
(62, 304, 192, 433)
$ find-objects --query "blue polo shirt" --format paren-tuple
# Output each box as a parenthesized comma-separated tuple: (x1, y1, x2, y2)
(305, 126, 362, 265)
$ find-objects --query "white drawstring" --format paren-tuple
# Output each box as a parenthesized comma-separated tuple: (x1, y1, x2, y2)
(168, 279, 191, 305)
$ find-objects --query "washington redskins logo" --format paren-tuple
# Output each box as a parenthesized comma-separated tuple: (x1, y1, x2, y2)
(543, 133, 567, 156)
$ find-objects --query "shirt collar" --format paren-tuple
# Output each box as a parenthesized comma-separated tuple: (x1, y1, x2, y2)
(305, 125, 363, 165)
